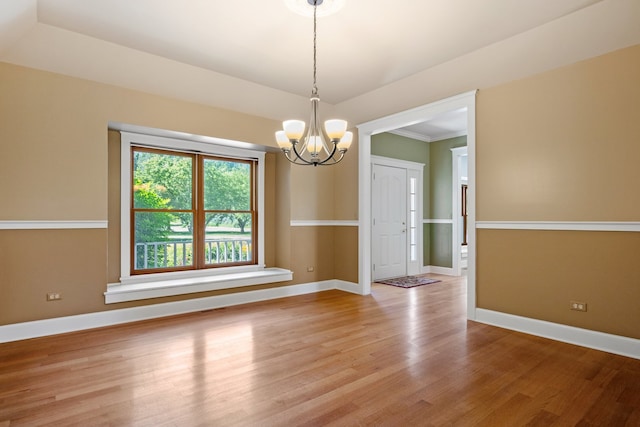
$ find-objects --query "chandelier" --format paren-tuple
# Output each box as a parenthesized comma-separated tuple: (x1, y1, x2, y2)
(275, 0, 352, 166)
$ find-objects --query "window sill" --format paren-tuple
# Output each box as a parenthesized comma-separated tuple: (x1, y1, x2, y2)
(104, 267, 293, 304)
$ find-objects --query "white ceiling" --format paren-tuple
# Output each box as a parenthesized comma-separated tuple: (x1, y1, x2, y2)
(390, 108, 469, 142)
(1, 0, 639, 139)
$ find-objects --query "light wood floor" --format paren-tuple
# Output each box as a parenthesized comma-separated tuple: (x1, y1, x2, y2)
(1, 275, 639, 426)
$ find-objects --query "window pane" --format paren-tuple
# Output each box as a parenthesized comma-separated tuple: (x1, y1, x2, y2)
(204, 213, 252, 264)
(134, 212, 194, 270)
(133, 150, 192, 210)
(203, 159, 251, 211)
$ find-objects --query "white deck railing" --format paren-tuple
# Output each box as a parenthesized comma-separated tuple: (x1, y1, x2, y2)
(135, 238, 252, 269)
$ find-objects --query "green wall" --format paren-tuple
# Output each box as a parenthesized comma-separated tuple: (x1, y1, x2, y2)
(370, 133, 467, 269)
(428, 136, 467, 268)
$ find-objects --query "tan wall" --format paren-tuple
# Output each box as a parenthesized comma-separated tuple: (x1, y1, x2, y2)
(290, 165, 335, 220)
(0, 62, 359, 326)
(334, 226, 359, 283)
(476, 45, 640, 339)
(107, 130, 121, 283)
(288, 127, 358, 221)
(263, 152, 277, 268)
(274, 154, 292, 270)
(477, 229, 640, 339)
(333, 128, 359, 221)
(0, 229, 107, 324)
(477, 45, 640, 222)
(0, 63, 279, 221)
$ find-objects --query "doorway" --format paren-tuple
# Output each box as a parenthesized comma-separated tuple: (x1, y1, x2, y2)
(356, 90, 477, 321)
(372, 163, 407, 280)
(451, 146, 468, 276)
(371, 156, 424, 280)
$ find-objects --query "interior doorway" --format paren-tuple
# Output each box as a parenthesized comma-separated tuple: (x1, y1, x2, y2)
(356, 90, 478, 321)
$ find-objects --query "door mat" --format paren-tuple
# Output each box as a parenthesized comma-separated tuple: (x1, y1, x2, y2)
(376, 276, 441, 288)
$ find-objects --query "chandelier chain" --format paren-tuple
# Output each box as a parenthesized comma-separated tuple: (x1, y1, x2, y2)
(313, 2, 318, 95)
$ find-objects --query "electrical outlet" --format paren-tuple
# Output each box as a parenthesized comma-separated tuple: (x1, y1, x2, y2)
(307, 266, 315, 272)
(570, 301, 587, 312)
(46, 292, 62, 301)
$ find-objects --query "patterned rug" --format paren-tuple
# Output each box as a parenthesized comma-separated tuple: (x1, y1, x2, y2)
(376, 276, 441, 288)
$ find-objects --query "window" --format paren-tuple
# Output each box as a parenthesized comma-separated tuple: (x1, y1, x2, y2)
(131, 147, 256, 274)
(118, 131, 269, 282)
(105, 129, 292, 304)
(409, 176, 417, 262)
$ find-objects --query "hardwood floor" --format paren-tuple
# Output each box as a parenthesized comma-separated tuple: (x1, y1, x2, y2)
(1, 275, 639, 426)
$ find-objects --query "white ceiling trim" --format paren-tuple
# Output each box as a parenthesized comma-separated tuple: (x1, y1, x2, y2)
(429, 130, 468, 143)
(387, 129, 431, 142)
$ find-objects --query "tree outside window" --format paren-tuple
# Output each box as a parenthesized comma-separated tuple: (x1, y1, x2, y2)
(131, 147, 256, 274)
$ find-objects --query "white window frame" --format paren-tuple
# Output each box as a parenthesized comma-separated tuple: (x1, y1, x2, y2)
(104, 130, 292, 304)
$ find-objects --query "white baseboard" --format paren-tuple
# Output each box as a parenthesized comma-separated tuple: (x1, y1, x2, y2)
(422, 265, 455, 275)
(0, 280, 357, 344)
(335, 280, 361, 294)
(475, 308, 640, 360)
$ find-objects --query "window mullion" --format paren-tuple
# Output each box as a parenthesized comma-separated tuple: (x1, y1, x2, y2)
(195, 154, 203, 269)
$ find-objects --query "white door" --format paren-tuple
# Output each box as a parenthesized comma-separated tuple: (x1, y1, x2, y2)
(372, 164, 407, 280)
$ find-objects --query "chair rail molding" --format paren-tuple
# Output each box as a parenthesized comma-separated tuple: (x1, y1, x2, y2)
(0, 220, 108, 229)
(476, 221, 640, 232)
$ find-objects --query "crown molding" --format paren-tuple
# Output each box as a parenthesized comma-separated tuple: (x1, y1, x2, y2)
(387, 129, 431, 142)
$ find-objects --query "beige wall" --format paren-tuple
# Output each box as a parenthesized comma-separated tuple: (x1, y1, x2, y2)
(477, 229, 640, 339)
(0, 63, 279, 221)
(0, 62, 359, 326)
(476, 44, 640, 339)
(477, 45, 640, 222)
(0, 229, 107, 323)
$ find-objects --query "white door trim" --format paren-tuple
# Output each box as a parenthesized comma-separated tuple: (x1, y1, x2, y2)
(451, 146, 468, 277)
(357, 90, 478, 321)
(371, 155, 425, 171)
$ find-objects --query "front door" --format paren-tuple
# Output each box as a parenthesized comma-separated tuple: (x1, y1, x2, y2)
(372, 164, 407, 280)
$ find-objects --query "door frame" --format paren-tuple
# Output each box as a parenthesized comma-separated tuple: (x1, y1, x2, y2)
(356, 90, 478, 321)
(451, 146, 468, 276)
(371, 155, 424, 279)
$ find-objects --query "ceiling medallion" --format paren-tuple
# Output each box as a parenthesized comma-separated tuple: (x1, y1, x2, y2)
(284, 0, 346, 18)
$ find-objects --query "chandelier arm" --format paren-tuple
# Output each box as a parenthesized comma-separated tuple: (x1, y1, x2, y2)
(290, 140, 317, 166)
(316, 150, 345, 166)
(315, 140, 339, 165)
(282, 151, 298, 164)
(285, 151, 314, 166)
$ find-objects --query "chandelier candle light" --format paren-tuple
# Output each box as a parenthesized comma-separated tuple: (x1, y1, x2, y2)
(276, 0, 352, 166)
